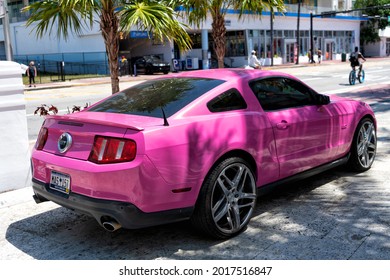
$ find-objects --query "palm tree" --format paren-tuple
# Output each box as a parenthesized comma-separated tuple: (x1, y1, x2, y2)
(173, 0, 285, 68)
(23, 0, 192, 94)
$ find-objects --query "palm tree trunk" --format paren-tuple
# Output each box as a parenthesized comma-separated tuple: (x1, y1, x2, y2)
(211, 10, 226, 69)
(100, 7, 120, 94)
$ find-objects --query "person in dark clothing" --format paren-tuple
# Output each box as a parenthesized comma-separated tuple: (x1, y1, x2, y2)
(27, 61, 37, 87)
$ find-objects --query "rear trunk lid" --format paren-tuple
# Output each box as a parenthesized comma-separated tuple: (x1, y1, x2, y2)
(40, 112, 162, 160)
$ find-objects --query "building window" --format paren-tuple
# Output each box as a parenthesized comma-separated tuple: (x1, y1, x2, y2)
(225, 31, 246, 57)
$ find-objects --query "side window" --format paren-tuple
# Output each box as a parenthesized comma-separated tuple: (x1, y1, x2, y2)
(207, 88, 247, 113)
(135, 58, 145, 64)
(249, 77, 315, 111)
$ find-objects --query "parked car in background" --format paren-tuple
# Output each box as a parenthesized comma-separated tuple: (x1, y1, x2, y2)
(132, 55, 170, 75)
(31, 69, 377, 239)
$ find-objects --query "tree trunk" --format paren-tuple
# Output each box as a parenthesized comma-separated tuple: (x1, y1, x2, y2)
(211, 10, 226, 69)
(100, 7, 120, 94)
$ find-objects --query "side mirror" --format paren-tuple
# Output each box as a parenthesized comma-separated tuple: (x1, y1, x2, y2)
(316, 94, 330, 105)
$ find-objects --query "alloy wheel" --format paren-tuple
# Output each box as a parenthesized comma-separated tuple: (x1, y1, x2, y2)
(211, 162, 257, 235)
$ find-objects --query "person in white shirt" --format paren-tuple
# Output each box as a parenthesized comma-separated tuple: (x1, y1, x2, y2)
(248, 50, 262, 69)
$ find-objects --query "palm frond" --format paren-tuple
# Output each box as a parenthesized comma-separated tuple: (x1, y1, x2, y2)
(119, 1, 192, 50)
(22, 0, 99, 40)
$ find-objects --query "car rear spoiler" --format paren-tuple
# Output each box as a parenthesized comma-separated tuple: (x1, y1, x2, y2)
(45, 114, 145, 131)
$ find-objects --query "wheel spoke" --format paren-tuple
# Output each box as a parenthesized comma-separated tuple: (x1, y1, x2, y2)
(360, 151, 369, 167)
(357, 141, 365, 156)
(229, 205, 241, 230)
(212, 194, 227, 215)
(232, 166, 245, 188)
(239, 192, 257, 200)
(213, 200, 229, 223)
(368, 142, 376, 150)
(217, 177, 231, 195)
(366, 123, 373, 137)
(238, 201, 256, 209)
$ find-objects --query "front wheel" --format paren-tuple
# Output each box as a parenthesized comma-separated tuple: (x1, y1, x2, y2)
(191, 157, 257, 239)
(358, 69, 365, 83)
(349, 70, 356, 85)
(145, 66, 154, 75)
(348, 118, 376, 172)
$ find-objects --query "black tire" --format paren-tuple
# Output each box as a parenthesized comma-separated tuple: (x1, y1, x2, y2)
(191, 157, 257, 239)
(358, 69, 365, 83)
(349, 70, 356, 85)
(348, 118, 376, 172)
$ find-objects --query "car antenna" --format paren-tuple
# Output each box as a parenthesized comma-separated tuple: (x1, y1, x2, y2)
(161, 107, 169, 126)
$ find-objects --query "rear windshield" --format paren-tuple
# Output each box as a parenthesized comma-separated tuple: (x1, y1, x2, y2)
(88, 78, 225, 118)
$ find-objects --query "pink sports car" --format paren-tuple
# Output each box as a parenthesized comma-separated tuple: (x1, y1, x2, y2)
(31, 69, 377, 239)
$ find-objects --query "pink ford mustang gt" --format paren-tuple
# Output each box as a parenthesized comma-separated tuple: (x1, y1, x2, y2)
(31, 69, 377, 239)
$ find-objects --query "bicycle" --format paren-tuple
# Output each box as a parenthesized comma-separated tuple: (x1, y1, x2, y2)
(349, 66, 365, 85)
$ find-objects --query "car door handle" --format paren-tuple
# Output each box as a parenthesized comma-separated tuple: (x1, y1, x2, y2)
(276, 120, 290, 130)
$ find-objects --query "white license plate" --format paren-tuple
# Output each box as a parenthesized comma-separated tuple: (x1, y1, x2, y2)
(50, 170, 71, 194)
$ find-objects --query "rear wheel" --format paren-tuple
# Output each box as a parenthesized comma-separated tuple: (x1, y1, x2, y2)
(349, 70, 356, 85)
(191, 157, 257, 239)
(348, 118, 376, 171)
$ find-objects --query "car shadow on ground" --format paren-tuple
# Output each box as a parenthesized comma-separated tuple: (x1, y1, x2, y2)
(6, 164, 389, 260)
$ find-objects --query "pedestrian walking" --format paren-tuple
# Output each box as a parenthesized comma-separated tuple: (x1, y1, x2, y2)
(27, 61, 37, 87)
(317, 49, 322, 64)
(120, 56, 128, 76)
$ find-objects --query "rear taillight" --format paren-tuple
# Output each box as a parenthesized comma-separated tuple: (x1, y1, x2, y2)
(36, 127, 48, 150)
(88, 136, 136, 164)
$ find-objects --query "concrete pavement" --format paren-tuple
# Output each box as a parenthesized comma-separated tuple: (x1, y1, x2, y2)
(1, 59, 390, 260)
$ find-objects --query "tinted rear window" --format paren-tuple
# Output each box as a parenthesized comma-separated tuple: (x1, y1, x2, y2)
(89, 78, 225, 117)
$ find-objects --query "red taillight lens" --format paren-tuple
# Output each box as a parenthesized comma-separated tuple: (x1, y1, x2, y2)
(88, 136, 136, 164)
(36, 127, 48, 150)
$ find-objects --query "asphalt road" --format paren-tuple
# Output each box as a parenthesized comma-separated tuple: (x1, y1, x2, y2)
(1, 60, 390, 265)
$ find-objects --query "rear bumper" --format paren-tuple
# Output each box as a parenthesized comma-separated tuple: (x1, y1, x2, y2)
(32, 178, 193, 230)
(152, 66, 170, 72)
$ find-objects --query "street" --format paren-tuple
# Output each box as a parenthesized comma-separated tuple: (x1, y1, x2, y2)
(1, 59, 390, 262)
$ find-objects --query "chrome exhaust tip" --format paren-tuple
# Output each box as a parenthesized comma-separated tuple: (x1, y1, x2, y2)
(102, 220, 122, 232)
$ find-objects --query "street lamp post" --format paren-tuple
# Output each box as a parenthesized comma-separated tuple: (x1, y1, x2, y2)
(270, 10, 274, 66)
(310, 13, 314, 63)
(296, 0, 301, 65)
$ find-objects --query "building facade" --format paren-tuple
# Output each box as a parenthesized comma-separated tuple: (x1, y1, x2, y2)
(0, 0, 385, 73)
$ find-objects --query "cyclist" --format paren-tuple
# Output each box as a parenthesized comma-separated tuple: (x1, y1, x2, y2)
(349, 47, 366, 77)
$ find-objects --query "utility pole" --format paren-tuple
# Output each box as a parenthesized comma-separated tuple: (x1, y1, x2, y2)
(310, 13, 314, 63)
(0, 0, 13, 61)
(296, 0, 301, 64)
(270, 10, 274, 66)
